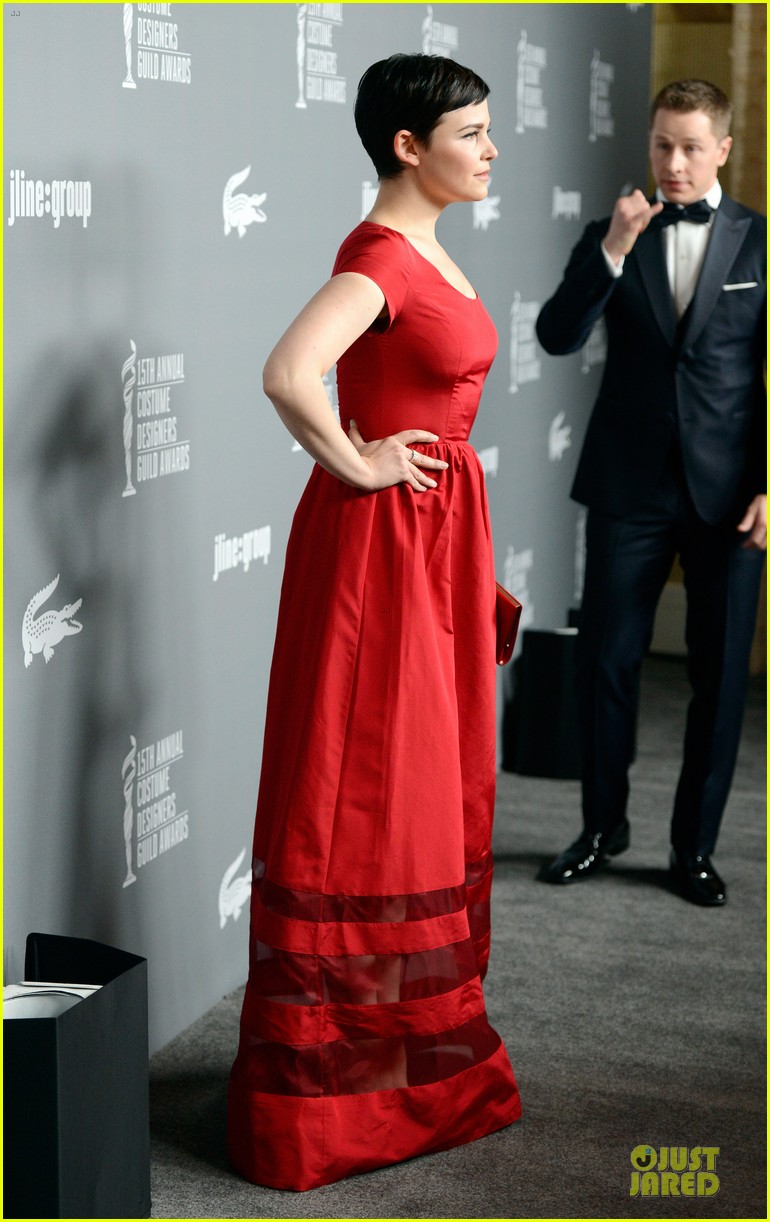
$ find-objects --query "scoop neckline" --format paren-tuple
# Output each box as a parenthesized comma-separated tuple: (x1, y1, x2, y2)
(358, 220, 479, 302)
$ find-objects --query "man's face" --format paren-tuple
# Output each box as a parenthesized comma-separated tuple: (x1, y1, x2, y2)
(649, 107, 732, 206)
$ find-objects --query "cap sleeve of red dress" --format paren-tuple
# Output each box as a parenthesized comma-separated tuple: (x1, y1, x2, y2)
(332, 224, 412, 330)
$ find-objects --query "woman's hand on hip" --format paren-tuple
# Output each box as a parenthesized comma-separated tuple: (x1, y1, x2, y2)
(349, 422, 449, 492)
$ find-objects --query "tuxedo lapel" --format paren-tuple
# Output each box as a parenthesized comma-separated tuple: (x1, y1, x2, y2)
(635, 228, 678, 346)
(679, 199, 752, 350)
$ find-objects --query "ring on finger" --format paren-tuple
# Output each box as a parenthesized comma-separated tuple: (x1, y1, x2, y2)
(410, 449, 418, 463)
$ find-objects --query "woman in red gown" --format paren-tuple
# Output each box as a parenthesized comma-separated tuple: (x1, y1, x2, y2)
(227, 53, 521, 1191)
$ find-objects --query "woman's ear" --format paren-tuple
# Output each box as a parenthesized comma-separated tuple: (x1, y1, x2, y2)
(393, 129, 421, 168)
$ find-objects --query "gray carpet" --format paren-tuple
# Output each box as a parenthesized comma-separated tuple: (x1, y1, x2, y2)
(149, 657, 766, 1219)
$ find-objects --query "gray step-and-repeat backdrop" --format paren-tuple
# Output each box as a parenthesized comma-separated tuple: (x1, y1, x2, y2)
(6, 3, 652, 1051)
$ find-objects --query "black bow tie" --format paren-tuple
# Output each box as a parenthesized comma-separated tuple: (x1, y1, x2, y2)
(654, 199, 715, 227)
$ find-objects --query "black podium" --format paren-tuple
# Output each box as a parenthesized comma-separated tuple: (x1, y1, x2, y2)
(4, 933, 151, 1219)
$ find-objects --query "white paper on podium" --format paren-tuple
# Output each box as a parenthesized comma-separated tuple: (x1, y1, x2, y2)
(3, 981, 102, 1019)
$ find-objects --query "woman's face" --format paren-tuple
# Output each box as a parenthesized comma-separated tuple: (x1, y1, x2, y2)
(413, 100, 498, 206)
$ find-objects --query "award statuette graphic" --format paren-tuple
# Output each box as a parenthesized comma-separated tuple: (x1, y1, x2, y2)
(589, 49, 601, 142)
(122, 735, 138, 888)
(515, 31, 527, 133)
(121, 340, 137, 496)
(421, 5, 433, 55)
(122, 3, 137, 88)
(295, 3, 307, 108)
(509, 292, 521, 393)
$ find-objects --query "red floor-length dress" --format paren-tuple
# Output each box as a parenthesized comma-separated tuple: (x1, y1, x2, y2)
(227, 223, 521, 1191)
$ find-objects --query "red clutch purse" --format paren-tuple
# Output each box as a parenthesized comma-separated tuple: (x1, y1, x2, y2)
(495, 581, 522, 666)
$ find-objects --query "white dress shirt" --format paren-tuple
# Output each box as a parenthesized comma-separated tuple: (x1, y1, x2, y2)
(659, 181, 722, 316)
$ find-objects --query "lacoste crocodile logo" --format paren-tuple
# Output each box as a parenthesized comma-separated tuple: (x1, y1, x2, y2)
(223, 166, 267, 238)
(473, 192, 501, 231)
(22, 575, 83, 667)
(218, 848, 252, 928)
(549, 411, 572, 461)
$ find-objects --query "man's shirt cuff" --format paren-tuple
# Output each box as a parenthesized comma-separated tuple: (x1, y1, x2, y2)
(601, 242, 624, 277)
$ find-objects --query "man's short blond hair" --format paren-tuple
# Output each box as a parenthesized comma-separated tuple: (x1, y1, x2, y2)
(650, 79, 732, 140)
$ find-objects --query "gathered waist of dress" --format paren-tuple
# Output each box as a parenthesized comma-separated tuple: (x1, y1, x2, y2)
(409, 438, 477, 452)
(408, 438, 483, 469)
(340, 420, 477, 453)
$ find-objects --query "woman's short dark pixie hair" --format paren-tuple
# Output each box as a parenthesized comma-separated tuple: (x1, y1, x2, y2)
(355, 53, 490, 180)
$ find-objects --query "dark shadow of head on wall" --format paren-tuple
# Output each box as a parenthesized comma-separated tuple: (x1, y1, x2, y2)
(8, 338, 147, 956)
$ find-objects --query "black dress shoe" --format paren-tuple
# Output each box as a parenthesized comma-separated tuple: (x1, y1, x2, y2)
(543, 819, 630, 884)
(670, 849, 726, 906)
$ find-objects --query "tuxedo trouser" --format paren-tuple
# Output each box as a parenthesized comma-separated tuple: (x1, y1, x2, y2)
(577, 453, 764, 856)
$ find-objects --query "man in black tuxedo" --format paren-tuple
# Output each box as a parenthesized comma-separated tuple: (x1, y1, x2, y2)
(536, 80, 766, 905)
